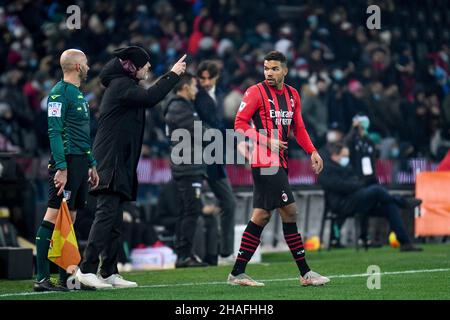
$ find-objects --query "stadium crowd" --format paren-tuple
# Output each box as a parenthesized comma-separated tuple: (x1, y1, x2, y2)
(1, 0, 450, 162)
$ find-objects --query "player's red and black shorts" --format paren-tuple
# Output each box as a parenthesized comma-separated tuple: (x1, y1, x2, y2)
(48, 154, 89, 211)
(251, 166, 295, 211)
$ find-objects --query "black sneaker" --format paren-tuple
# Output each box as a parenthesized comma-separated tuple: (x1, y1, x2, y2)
(358, 238, 383, 249)
(403, 197, 422, 209)
(400, 243, 423, 252)
(330, 239, 346, 249)
(204, 254, 218, 266)
(175, 255, 208, 268)
(34, 278, 70, 292)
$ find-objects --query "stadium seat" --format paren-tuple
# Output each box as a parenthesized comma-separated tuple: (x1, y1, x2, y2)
(0, 218, 19, 248)
(0, 247, 33, 280)
(319, 194, 367, 251)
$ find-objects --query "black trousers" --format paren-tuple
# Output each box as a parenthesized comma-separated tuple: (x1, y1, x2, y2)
(351, 185, 411, 244)
(174, 176, 204, 259)
(80, 192, 124, 277)
(193, 213, 219, 264)
(207, 177, 236, 257)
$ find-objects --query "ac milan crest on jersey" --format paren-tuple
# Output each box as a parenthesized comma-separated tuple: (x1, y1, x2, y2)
(281, 191, 288, 202)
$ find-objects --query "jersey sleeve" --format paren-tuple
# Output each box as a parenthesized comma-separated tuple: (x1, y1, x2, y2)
(292, 89, 316, 154)
(234, 85, 269, 146)
(87, 150, 97, 168)
(47, 94, 68, 169)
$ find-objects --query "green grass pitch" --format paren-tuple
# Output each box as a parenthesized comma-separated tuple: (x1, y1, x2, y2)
(1, 244, 449, 300)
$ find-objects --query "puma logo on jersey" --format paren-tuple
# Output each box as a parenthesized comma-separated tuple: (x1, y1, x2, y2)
(77, 95, 84, 99)
(268, 99, 275, 105)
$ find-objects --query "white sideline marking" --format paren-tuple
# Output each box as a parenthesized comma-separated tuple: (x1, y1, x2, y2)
(1, 268, 449, 298)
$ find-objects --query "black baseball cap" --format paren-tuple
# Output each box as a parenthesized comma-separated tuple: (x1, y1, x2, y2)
(113, 46, 150, 69)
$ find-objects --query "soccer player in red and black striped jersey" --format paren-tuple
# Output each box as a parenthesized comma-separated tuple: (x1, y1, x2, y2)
(228, 51, 330, 287)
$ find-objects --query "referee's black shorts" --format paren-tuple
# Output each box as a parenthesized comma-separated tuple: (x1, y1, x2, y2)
(251, 166, 295, 211)
(48, 154, 89, 211)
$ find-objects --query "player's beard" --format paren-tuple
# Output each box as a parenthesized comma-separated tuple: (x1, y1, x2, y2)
(137, 70, 148, 81)
(267, 77, 280, 88)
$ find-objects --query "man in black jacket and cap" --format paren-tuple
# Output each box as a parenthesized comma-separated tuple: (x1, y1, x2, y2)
(164, 73, 209, 268)
(76, 46, 187, 288)
(318, 142, 422, 252)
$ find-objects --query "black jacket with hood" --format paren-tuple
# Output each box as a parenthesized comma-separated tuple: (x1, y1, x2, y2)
(91, 58, 179, 200)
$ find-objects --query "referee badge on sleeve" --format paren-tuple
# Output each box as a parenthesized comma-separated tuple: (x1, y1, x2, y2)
(48, 102, 62, 117)
(63, 190, 72, 201)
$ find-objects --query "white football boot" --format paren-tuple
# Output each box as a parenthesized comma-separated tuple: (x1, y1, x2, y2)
(75, 269, 112, 289)
(300, 270, 330, 286)
(227, 273, 265, 287)
(98, 274, 138, 288)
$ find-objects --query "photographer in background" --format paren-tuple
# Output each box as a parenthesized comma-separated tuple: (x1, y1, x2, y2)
(345, 114, 422, 204)
(345, 114, 378, 185)
(343, 114, 422, 246)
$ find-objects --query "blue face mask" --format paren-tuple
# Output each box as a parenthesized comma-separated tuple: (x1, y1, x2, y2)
(150, 43, 160, 55)
(44, 80, 53, 92)
(333, 69, 344, 81)
(166, 47, 176, 59)
(308, 15, 318, 28)
(390, 148, 400, 158)
(105, 19, 115, 31)
(339, 156, 350, 167)
(29, 59, 38, 68)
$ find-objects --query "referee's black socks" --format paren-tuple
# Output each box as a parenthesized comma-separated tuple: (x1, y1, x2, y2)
(231, 221, 263, 276)
(283, 222, 311, 276)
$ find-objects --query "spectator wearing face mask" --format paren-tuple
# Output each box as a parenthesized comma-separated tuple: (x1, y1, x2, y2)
(345, 114, 425, 209)
(317, 142, 423, 252)
(344, 114, 422, 246)
(344, 114, 378, 186)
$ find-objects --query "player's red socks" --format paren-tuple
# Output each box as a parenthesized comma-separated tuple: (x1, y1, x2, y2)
(283, 222, 311, 276)
(231, 221, 263, 276)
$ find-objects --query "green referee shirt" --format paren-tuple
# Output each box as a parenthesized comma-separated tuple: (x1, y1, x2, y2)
(47, 80, 96, 170)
